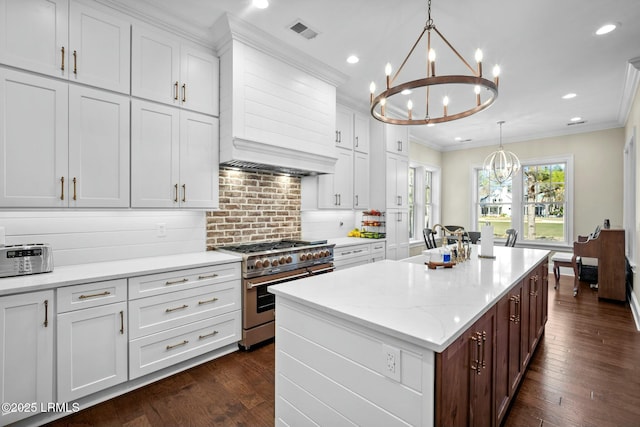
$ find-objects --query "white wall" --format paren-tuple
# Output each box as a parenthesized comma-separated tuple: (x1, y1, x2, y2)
(626, 81, 640, 328)
(301, 210, 357, 239)
(0, 210, 206, 266)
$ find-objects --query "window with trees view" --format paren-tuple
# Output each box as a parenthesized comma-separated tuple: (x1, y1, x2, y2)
(475, 158, 571, 244)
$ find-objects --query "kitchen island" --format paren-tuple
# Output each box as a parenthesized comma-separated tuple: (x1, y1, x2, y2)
(269, 245, 549, 427)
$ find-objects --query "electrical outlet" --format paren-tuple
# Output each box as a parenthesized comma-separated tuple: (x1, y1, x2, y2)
(156, 223, 167, 238)
(382, 344, 401, 381)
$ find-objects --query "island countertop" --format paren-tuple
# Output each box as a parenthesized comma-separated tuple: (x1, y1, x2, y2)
(269, 245, 549, 352)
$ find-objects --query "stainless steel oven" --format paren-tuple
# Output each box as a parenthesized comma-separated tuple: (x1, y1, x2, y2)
(217, 240, 334, 350)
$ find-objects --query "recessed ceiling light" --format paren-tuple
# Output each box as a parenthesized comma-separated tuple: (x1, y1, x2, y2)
(562, 93, 577, 99)
(346, 55, 359, 64)
(570, 116, 582, 122)
(455, 137, 462, 141)
(252, 0, 269, 9)
(401, 89, 412, 95)
(596, 23, 617, 35)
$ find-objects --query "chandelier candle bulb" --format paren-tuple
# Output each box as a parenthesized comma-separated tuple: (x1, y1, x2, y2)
(407, 100, 413, 119)
(493, 65, 501, 86)
(475, 49, 483, 76)
(369, 82, 376, 104)
(474, 85, 481, 106)
(443, 96, 449, 117)
(385, 63, 392, 88)
(428, 48, 436, 76)
(380, 97, 386, 116)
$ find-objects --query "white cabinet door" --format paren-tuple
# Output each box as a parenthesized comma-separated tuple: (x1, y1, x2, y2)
(68, 1, 130, 94)
(0, 0, 69, 78)
(385, 124, 409, 155)
(386, 209, 410, 260)
(0, 291, 54, 425)
(179, 111, 219, 209)
(57, 302, 127, 402)
(0, 69, 68, 207)
(354, 113, 369, 154)
(318, 147, 353, 208)
(131, 99, 180, 208)
(181, 44, 219, 116)
(69, 85, 129, 207)
(354, 151, 369, 209)
(335, 105, 353, 149)
(396, 155, 409, 209)
(132, 25, 218, 116)
(131, 25, 180, 107)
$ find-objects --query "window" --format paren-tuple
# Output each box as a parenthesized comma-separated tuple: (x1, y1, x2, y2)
(410, 163, 440, 242)
(474, 156, 572, 245)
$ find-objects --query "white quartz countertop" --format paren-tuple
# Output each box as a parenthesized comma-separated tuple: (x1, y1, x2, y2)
(270, 246, 549, 352)
(0, 251, 241, 296)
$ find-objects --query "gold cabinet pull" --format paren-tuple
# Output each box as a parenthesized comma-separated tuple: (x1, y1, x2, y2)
(470, 332, 480, 374)
(181, 184, 186, 202)
(119, 310, 124, 334)
(174, 183, 178, 203)
(72, 177, 77, 201)
(73, 50, 77, 74)
(44, 299, 49, 327)
(509, 295, 520, 323)
(479, 330, 487, 370)
(60, 176, 65, 200)
(79, 291, 111, 300)
(61, 46, 65, 71)
(198, 330, 218, 340)
(165, 278, 188, 286)
(165, 304, 189, 313)
(166, 340, 188, 350)
(181, 83, 186, 102)
(198, 297, 218, 306)
(198, 273, 218, 280)
(174, 81, 179, 100)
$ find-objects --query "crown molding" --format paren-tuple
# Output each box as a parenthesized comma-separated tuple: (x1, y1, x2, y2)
(618, 57, 640, 126)
(212, 13, 347, 87)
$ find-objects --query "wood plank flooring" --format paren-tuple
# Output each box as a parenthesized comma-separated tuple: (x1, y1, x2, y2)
(47, 276, 640, 427)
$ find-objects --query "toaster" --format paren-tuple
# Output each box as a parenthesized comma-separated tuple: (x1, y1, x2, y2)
(0, 244, 54, 278)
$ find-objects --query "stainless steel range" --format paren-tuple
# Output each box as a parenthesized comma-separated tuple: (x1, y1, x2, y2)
(217, 239, 334, 350)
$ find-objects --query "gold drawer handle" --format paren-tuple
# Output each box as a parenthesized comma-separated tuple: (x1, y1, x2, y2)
(198, 330, 218, 340)
(198, 297, 218, 305)
(60, 46, 65, 71)
(198, 273, 218, 280)
(166, 340, 188, 350)
(165, 304, 189, 313)
(165, 278, 188, 286)
(79, 291, 111, 300)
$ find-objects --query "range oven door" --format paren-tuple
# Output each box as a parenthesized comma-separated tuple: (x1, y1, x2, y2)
(243, 268, 311, 330)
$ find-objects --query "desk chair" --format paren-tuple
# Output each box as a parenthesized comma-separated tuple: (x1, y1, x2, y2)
(423, 228, 437, 249)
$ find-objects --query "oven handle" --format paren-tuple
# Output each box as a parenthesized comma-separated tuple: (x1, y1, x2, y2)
(246, 271, 311, 289)
(309, 266, 335, 274)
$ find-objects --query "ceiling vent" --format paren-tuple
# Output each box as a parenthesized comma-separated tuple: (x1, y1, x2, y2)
(567, 120, 586, 126)
(289, 20, 318, 40)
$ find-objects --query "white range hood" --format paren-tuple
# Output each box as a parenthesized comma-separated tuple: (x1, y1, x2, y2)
(213, 14, 347, 176)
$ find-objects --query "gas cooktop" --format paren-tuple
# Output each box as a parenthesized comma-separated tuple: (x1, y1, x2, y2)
(217, 239, 327, 254)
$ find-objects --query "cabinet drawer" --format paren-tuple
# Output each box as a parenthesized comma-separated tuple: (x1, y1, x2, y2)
(129, 311, 240, 379)
(128, 263, 240, 299)
(57, 279, 127, 313)
(334, 244, 371, 261)
(129, 281, 240, 339)
(370, 242, 386, 255)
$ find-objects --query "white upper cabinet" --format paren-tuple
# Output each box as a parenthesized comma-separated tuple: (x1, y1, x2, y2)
(68, 85, 130, 207)
(68, 1, 131, 93)
(385, 124, 409, 156)
(0, 0, 130, 94)
(385, 152, 409, 209)
(0, 69, 69, 207)
(335, 105, 354, 149)
(0, 0, 69, 78)
(131, 99, 219, 209)
(354, 113, 370, 154)
(354, 151, 369, 209)
(0, 69, 130, 208)
(132, 25, 219, 116)
(317, 147, 353, 209)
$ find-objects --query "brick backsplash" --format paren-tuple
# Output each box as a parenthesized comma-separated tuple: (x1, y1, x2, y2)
(206, 169, 302, 249)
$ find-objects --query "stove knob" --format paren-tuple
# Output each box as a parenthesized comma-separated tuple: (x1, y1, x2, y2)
(254, 259, 263, 269)
(262, 258, 270, 267)
(313, 252, 320, 259)
(279, 256, 286, 265)
(271, 259, 279, 267)
(307, 253, 313, 260)
(286, 256, 293, 263)
(300, 253, 306, 261)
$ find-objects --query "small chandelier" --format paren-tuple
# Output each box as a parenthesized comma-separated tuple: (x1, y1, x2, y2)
(369, 0, 500, 125)
(483, 121, 520, 183)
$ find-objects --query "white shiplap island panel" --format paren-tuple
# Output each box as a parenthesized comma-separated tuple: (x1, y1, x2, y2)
(270, 246, 549, 427)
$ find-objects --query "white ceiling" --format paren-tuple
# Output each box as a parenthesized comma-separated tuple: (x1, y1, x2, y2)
(116, 0, 640, 151)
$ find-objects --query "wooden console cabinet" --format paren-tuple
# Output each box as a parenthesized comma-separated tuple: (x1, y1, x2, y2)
(574, 229, 626, 301)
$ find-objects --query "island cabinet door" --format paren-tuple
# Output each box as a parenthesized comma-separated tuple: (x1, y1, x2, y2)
(495, 281, 524, 426)
(435, 306, 495, 427)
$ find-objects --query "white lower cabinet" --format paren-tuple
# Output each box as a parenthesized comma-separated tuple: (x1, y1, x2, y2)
(56, 279, 128, 402)
(334, 241, 386, 270)
(386, 209, 410, 260)
(128, 264, 241, 379)
(0, 290, 54, 425)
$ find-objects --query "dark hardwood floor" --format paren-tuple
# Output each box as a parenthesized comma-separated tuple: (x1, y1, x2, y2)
(48, 276, 640, 427)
